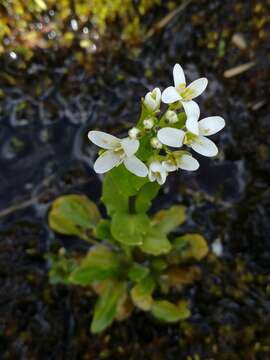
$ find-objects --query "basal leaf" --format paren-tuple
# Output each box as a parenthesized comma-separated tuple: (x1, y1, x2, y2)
(128, 263, 149, 282)
(171, 234, 209, 261)
(111, 212, 150, 246)
(91, 281, 127, 333)
(140, 228, 172, 255)
(152, 205, 186, 234)
(130, 275, 155, 311)
(69, 245, 122, 285)
(48, 194, 100, 241)
(151, 300, 190, 323)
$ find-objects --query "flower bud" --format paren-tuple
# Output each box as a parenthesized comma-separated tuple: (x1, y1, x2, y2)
(150, 137, 162, 149)
(144, 88, 161, 112)
(165, 110, 178, 124)
(128, 127, 140, 139)
(143, 118, 154, 130)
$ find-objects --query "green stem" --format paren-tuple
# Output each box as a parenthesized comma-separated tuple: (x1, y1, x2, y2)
(128, 196, 136, 214)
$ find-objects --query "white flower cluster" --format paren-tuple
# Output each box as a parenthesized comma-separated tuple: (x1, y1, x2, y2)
(88, 64, 225, 185)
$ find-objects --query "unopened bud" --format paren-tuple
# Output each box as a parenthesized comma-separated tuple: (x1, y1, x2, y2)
(128, 127, 140, 139)
(144, 88, 161, 112)
(165, 110, 178, 124)
(143, 118, 154, 130)
(150, 137, 162, 149)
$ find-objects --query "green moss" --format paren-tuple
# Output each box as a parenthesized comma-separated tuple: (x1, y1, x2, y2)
(0, 0, 171, 61)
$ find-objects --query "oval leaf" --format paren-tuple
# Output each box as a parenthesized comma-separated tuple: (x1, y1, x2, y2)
(152, 205, 186, 234)
(140, 228, 172, 255)
(130, 275, 155, 311)
(111, 212, 150, 246)
(172, 234, 209, 261)
(151, 300, 190, 323)
(69, 245, 122, 285)
(48, 194, 100, 241)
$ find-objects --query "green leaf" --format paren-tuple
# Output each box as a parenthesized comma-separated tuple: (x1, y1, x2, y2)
(95, 219, 111, 240)
(111, 212, 150, 246)
(102, 165, 147, 216)
(102, 171, 129, 216)
(128, 263, 149, 282)
(130, 275, 155, 311)
(135, 182, 160, 213)
(140, 228, 172, 255)
(152, 205, 186, 234)
(48, 194, 100, 241)
(171, 234, 209, 261)
(91, 281, 127, 333)
(151, 300, 190, 323)
(69, 245, 122, 285)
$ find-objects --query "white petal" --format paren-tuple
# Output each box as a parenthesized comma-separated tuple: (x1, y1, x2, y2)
(178, 155, 199, 171)
(152, 87, 161, 103)
(191, 136, 218, 157)
(198, 116, 225, 136)
(162, 160, 177, 172)
(121, 137, 139, 157)
(124, 156, 148, 177)
(186, 117, 199, 135)
(173, 63, 186, 88)
(161, 86, 181, 104)
(186, 78, 208, 99)
(149, 161, 163, 172)
(88, 130, 119, 149)
(148, 171, 156, 182)
(159, 171, 167, 185)
(182, 100, 200, 120)
(93, 151, 120, 173)
(157, 127, 185, 148)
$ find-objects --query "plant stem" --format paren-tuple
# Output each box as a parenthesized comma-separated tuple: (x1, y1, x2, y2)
(128, 196, 136, 214)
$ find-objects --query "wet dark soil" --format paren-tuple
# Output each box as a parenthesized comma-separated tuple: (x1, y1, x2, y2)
(1, 0, 270, 359)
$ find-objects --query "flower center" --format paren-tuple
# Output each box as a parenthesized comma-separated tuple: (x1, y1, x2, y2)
(184, 132, 198, 145)
(177, 84, 196, 101)
(113, 146, 125, 158)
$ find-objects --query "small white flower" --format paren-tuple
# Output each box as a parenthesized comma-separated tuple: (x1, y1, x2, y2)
(144, 87, 161, 112)
(162, 153, 199, 172)
(88, 130, 148, 177)
(157, 116, 225, 157)
(128, 127, 140, 139)
(150, 137, 162, 149)
(143, 118, 154, 130)
(161, 63, 208, 121)
(165, 110, 178, 124)
(148, 161, 168, 185)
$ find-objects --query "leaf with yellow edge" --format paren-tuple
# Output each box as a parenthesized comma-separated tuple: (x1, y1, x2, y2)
(140, 228, 172, 256)
(69, 245, 123, 285)
(152, 205, 186, 234)
(48, 194, 100, 241)
(91, 281, 127, 334)
(172, 233, 209, 261)
(151, 300, 190, 323)
(130, 275, 155, 311)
